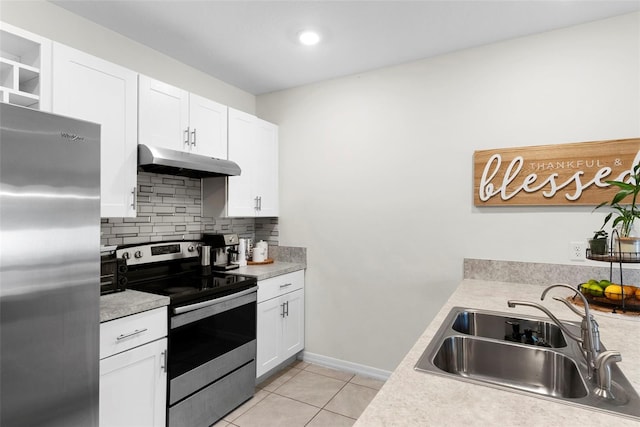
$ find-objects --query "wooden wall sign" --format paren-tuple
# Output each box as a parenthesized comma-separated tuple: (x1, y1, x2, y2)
(473, 138, 640, 206)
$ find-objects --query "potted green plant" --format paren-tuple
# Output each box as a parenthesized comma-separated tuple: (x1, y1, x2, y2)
(595, 163, 640, 253)
(588, 228, 609, 256)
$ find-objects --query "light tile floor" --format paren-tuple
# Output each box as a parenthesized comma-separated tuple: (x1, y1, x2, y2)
(213, 361, 385, 427)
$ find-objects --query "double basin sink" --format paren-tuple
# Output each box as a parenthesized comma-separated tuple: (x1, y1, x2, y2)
(415, 307, 640, 420)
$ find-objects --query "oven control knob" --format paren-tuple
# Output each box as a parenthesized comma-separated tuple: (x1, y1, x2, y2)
(121, 252, 130, 260)
(134, 250, 143, 259)
(187, 245, 195, 252)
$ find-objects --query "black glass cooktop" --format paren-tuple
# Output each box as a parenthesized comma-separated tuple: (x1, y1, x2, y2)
(126, 263, 257, 308)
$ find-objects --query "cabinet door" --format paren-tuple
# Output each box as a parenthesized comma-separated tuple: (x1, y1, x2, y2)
(227, 108, 257, 217)
(52, 43, 137, 217)
(138, 75, 189, 152)
(100, 338, 167, 427)
(256, 297, 282, 378)
(282, 289, 304, 358)
(254, 118, 279, 217)
(189, 93, 228, 158)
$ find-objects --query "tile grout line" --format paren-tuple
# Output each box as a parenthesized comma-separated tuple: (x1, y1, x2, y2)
(302, 377, 353, 427)
(347, 378, 385, 392)
(265, 368, 352, 415)
(301, 362, 384, 392)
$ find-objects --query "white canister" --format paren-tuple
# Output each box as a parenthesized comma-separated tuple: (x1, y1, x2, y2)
(253, 241, 268, 262)
(238, 239, 247, 266)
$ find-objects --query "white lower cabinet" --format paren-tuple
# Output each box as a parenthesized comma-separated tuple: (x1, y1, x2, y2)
(100, 307, 167, 427)
(256, 270, 305, 378)
(100, 338, 167, 426)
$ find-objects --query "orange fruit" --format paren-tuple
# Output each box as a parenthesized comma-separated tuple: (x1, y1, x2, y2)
(604, 285, 635, 301)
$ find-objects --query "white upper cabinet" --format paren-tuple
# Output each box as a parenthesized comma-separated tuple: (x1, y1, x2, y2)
(226, 109, 256, 216)
(189, 93, 228, 158)
(138, 75, 227, 159)
(52, 43, 137, 218)
(227, 108, 278, 217)
(253, 117, 279, 217)
(0, 22, 52, 111)
(138, 75, 189, 152)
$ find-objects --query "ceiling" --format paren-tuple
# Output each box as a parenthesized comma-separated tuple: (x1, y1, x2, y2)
(51, 0, 640, 95)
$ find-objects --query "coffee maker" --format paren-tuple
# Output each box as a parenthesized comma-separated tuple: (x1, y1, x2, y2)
(202, 233, 240, 271)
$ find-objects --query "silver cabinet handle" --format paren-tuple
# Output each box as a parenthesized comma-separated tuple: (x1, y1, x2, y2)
(184, 127, 190, 147)
(279, 283, 293, 289)
(116, 328, 148, 341)
(161, 350, 167, 373)
(131, 187, 136, 210)
(281, 302, 285, 318)
(284, 300, 289, 317)
(254, 196, 263, 211)
(191, 128, 196, 146)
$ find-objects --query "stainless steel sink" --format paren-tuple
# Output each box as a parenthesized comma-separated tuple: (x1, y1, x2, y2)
(430, 336, 587, 398)
(415, 307, 640, 420)
(452, 310, 567, 347)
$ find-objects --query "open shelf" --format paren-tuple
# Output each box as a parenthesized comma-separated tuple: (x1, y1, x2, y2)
(0, 25, 45, 109)
(586, 249, 640, 263)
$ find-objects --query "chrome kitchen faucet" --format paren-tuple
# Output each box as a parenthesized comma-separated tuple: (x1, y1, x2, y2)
(508, 283, 622, 399)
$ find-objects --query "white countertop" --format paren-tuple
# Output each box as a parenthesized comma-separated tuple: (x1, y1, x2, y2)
(228, 261, 305, 281)
(355, 279, 640, 426)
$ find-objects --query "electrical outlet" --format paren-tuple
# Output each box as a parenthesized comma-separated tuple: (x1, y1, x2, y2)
(569, 241, 586, 261)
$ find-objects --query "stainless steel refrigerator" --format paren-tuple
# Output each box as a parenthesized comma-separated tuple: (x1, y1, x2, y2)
(0, 103, 100, 426)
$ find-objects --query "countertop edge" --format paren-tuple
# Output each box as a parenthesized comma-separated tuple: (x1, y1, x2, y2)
(100, 289, 170, 323)
(228, 262, 306, 280)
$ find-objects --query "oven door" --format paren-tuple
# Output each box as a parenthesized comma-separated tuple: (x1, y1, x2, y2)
(168, 286, 257, 406)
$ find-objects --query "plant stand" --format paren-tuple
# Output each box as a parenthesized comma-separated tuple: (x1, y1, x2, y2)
(584, 230, 640, 313)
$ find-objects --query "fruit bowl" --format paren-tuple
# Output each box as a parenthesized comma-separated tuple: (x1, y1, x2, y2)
(578, 279, 640, 313)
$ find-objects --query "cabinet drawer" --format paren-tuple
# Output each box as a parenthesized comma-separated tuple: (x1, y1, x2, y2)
(100, 307, 167, 359)
(257, 270, 304, 303)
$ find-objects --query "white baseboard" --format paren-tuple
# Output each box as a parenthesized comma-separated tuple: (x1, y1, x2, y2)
(300, 351, 392, 382)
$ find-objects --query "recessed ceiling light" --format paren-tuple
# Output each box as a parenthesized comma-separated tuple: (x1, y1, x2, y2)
(298, 30, 321, 46)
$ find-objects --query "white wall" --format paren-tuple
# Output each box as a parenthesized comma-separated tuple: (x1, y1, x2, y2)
(257, 13, 640, 371)
(0, 0, 255, 113)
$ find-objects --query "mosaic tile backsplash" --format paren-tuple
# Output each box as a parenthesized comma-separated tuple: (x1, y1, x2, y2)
(101, 172, 279, 247)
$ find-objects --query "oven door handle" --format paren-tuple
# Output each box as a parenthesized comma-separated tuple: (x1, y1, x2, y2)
(172, 286, 258, 315)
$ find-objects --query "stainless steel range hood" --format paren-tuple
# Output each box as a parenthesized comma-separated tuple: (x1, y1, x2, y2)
(138, 144, 241, 178)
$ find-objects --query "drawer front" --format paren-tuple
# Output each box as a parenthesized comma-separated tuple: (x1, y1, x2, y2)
(100, 307, 167, 359)
(257, 270, 304, 303)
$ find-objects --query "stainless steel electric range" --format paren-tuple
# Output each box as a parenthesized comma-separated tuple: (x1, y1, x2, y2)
(116, 241, 258, 427)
